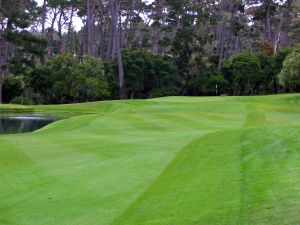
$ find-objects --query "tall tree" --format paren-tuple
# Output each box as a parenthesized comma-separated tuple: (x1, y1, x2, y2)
(0, 0, 47, 103)
(106, 0, 125, 98)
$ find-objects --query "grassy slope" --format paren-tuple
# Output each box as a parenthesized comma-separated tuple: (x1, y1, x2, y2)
(0, 94, 299, 225)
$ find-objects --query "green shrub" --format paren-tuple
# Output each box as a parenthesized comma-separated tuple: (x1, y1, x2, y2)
(106, 49, 180, 99)
(3, 76, 24, 103)
(10, 96, 35, 105)
(223, 52, 262, 95)
(278, 45, 300, 92)
(30, 54, 110, 104)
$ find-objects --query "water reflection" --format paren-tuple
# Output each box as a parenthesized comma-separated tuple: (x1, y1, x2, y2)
(0, 114, 59, 134)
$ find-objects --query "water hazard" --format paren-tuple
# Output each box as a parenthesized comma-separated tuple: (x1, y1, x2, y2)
(0, 114, 60, 134)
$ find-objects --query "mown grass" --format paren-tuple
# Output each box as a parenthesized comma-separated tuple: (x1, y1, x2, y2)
(0, 94, 299, 225)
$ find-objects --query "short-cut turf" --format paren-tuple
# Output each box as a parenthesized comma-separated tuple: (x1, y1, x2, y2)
(0, 94, 300, 225)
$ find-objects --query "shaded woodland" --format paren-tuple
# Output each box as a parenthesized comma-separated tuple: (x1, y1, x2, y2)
(0, 0, 300, 104)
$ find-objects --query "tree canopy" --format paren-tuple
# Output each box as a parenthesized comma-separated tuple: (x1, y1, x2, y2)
(30, 54, 109, 103)
(0, 0, 300, 104)
(278, 45, 300, 91)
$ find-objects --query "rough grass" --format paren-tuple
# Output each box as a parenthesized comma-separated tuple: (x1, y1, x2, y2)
(0, 94, 300, 225)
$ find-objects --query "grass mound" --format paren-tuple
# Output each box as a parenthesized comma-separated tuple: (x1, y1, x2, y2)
(0, 94, 300, 225)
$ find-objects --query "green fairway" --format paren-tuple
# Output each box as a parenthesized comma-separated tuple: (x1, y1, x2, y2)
(0, 94, 300, 225)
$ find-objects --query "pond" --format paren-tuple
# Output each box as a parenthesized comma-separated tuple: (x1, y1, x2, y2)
(0, 114, 60, 134)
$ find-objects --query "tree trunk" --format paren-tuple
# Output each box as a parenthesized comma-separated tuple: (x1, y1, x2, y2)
(0, 28, 9, 104)
(274, 22, 281, 53)
(87, 0, 95, 56)
(282, 0, 292, 47)
(154, 0, 164, 54)
(107, 0, 117, 61)
(217, 15, 227, 72)
(98, 0, 105, 60)
(224, 11, 235, 59)
(100, 22, 105, 60)
(114, 0, 126, 99)
(108, 0, 125, 99)
(40, 0, 47, 64)
(122, 1, 134, 48)
(265, 3, 272, 41)
(48, 8, 58, 57)
(57, 8, 64, 54)
(0, 33, 4, 104)
(273, 77, 278, 94)
(67, 2, 75, 53)
(0, 76, 3, 104)
(41, 0, 47, 33)
(116, 35, 125, 99)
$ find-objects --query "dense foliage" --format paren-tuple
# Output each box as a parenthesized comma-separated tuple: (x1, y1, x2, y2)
(30, 54, 109, 103)
(223, 52, 262, 95)
(1, 0, 300, 104)
(2, 76, 24, 103)
(279, 45, 300, 91)
(107, 49, 180, 99)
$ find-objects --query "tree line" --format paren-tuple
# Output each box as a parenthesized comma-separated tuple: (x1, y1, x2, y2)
(0, 0, 300, 104)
